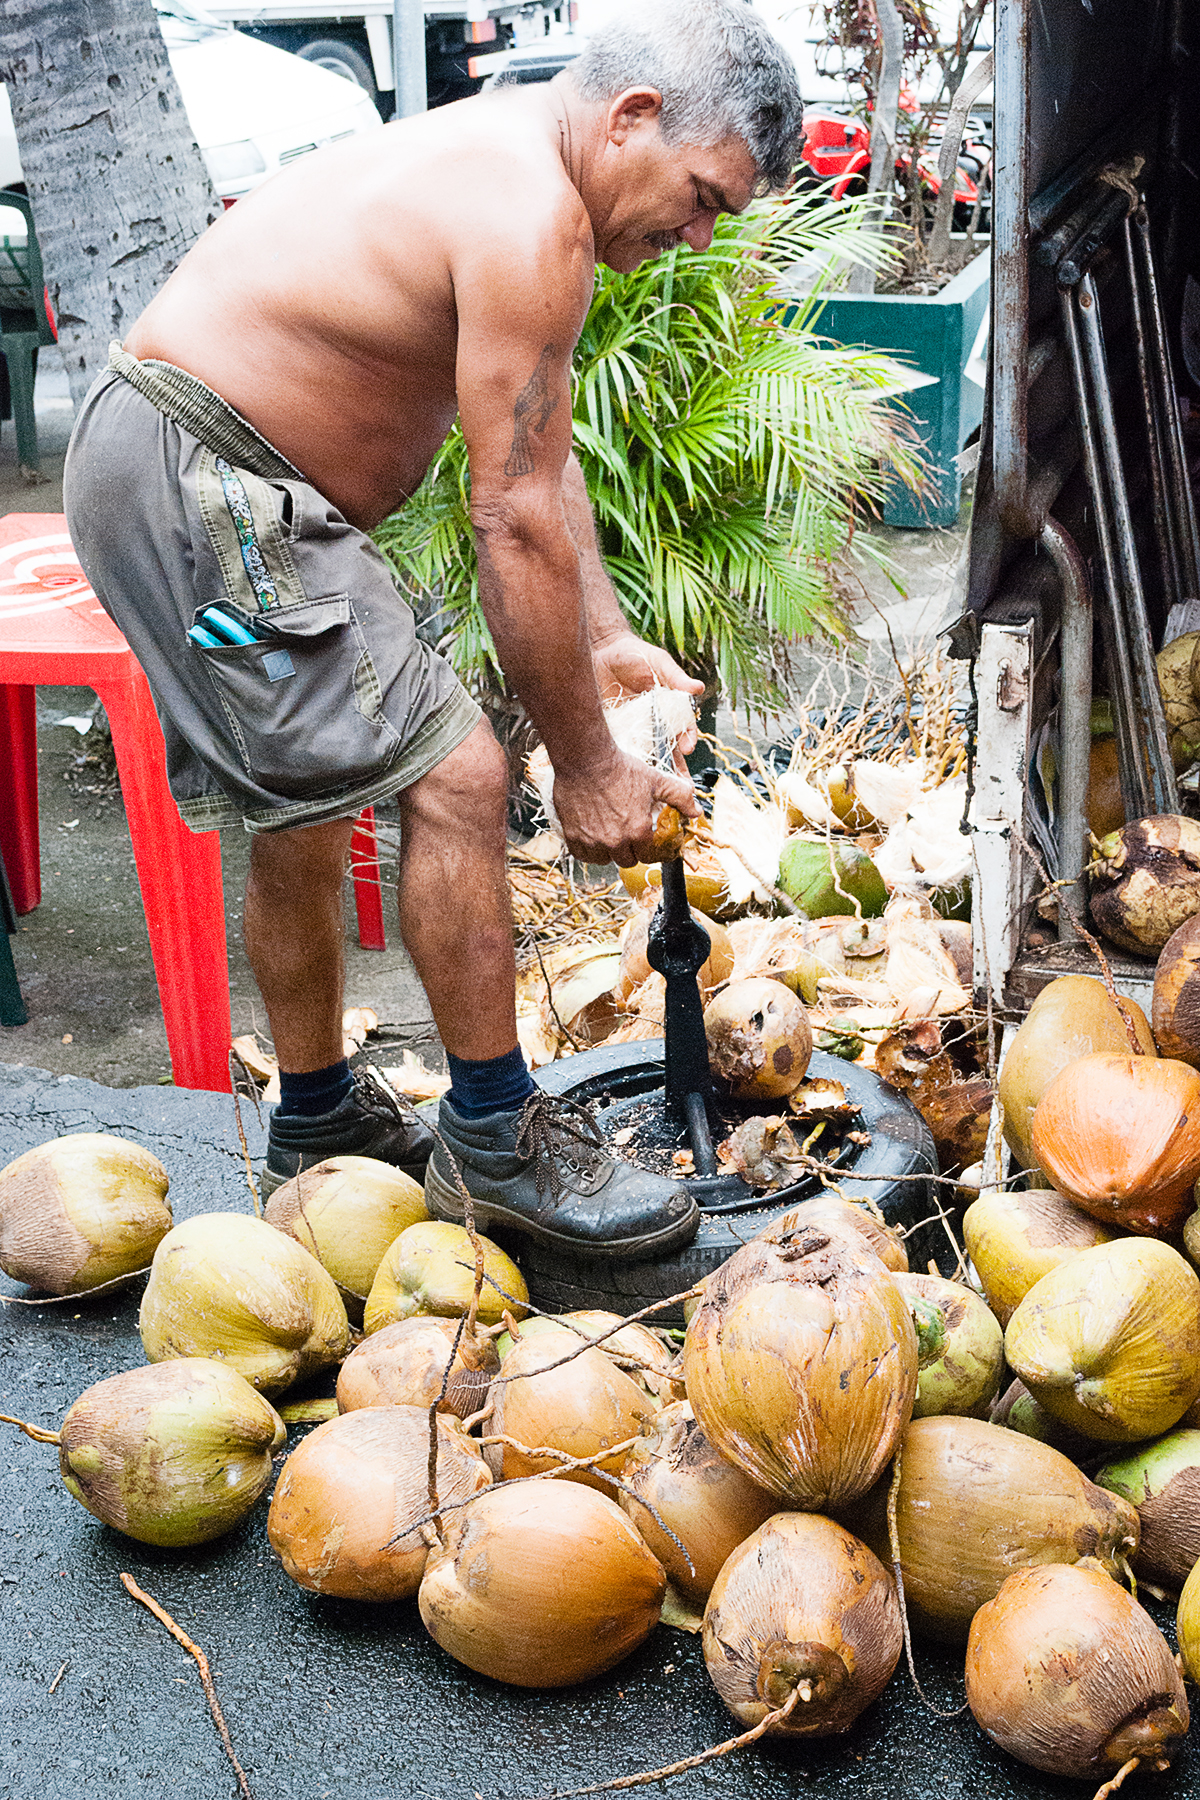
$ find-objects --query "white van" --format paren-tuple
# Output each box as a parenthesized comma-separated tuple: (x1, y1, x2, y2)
(0, 0, 382, 205)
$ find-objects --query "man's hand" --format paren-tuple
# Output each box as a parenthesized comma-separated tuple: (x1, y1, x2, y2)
(552, 744, 699, 868)
(592, 631, 706, 757)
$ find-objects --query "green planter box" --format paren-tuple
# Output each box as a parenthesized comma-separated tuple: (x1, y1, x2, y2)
(785, 247, 990, 528)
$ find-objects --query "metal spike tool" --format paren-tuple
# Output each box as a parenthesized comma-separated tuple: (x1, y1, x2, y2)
(643, 694, 718, 1176)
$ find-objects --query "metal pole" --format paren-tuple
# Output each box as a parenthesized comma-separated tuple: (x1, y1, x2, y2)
(1040, 518, 1092, 942)
(393, 0, 427, 118)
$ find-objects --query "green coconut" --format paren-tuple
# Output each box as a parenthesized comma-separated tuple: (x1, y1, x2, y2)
(778, 837, 888, 920)
(896, 1272, 1004, 1419)
(58, 1358, 285, 1546)
(1096, 1429, 1200, 1585)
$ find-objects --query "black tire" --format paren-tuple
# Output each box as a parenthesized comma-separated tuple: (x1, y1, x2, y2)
(297, 37, 377, 94)
(512, 1045, 941, 1323)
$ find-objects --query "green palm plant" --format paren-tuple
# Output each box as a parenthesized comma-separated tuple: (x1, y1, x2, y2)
(373, 192, 925, 713)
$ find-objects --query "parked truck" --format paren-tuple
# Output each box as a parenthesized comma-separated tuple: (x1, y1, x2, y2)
(205, 2, 580, 112)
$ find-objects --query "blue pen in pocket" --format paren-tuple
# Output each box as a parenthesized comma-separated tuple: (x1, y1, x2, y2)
(187, 624, 224, 648)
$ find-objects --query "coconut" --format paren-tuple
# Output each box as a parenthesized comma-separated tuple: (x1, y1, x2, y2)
(989, 1376, 1099, 1461)
(336, 1316, 499, 1419)
(1087, 735, 1126, 837)
(1096, 1429, 1200, 1586)
(615, 905, 733, 1002)
(895, 1272, 1004, 1419)
(842, 1415, 1140, 1644)
(703, 1513, 902, 1738)
(703, 977, 813, 1101)
(268, 1405, 491, 1601)
(967, 1562, 1189, 1785)
(487, 1319, 656, 1491)
(619, 837, 736, 919)
(1031, 1052, 1200, 1235)
(363, 1220, 528, 1334)
(418, 1480, 665, 1686)
(683, 1219, 917, 1510)
(139, 1211, 349, 1397)
(58, 1358, 285, 1546)
(778, 836, 888, 919)
(621, 1402, 779, 1605)
(264, 1154, 428, 1323)
(998, 975, 1156, 1175)
(1152, 912, 1200, 1066)
(1090, 814, 1200, 955)
(1180, 1558, 1200, 1680)
(558, 1310, 683, 1404)
(0, 1133, 172, 1295)
(762, 1196, 908, 1272)
(1005, 1237, 1200, 1443)
(1161, 631, 1200, 767)
(963, 1187, 1122, 1327)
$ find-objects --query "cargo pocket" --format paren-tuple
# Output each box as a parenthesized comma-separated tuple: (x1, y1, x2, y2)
(189, 595, 400, 799)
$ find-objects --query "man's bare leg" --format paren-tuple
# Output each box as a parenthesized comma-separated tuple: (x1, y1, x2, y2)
(395, 719, 520, 1060)
(243, 817, 354, 1071)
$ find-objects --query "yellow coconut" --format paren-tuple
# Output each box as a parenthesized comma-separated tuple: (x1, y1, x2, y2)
(0, 1133, 172, 1295)
(139, 1212, 349, 1397)
(363, 1220, 528, 1334)
(264, 1154, 428, 1323)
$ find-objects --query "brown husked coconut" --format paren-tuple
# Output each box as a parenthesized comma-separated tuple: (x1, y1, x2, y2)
(1153, 912, 1200, 1066)
(0, 1133, 172, 1295)
(703, 1513, 902, 1738)
(1090, 815, 1200, 955)
(336, 1316, 498, 1418)
(703, 977, 813, 1101)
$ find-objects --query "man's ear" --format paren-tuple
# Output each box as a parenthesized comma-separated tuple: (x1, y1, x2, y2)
(606, 87, 664, 147)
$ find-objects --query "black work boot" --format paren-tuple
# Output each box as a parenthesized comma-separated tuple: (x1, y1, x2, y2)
(423, 1089, 699, 1259)
(263, 1068, 434, 1198)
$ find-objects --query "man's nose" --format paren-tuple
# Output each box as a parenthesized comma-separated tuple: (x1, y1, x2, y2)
(680, 208, 718, 252)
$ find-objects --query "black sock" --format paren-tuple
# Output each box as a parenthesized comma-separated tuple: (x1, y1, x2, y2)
(447, 1045, 535, 1119)
(276, 1058, 354, 1118)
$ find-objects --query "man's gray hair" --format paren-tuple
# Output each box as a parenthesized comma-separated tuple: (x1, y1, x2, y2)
(569, 0, 803, 192)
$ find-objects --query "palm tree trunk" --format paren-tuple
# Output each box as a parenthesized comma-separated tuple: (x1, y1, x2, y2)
(847, 0, 905, 296)
(0, 0, 220, 406)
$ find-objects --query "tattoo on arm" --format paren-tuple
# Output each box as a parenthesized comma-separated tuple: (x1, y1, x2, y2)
(504, 344, 561, 477)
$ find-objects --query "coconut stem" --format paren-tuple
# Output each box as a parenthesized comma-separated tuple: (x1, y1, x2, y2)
(529, 1684, 802, 1798)
(887, 1445, 968, 1721)
(1093, 1757, 1144, 1800)
(1013, 828, 1144, 1056)
(119, 1573, 253, 1800)
(0, 1267, 153, 1305)
(227, 1050, 263, 1215)
(0, 1412, 59, 1444)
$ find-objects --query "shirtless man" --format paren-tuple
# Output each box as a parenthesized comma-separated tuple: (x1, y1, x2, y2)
(63, 0, 803, 1259)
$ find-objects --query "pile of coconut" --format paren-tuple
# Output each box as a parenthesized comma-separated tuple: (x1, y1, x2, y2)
(9, 1055, 1200, 1800)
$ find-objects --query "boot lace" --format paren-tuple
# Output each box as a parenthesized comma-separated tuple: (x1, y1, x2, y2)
(514, 1090, 606, 1199)
(351, 1064, 428, 1144)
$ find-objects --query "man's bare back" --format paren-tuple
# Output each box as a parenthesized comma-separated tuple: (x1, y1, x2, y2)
(127, 89, 591, 530)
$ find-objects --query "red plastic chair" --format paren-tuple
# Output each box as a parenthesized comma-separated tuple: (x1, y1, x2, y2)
(0, 513, 387, 1093)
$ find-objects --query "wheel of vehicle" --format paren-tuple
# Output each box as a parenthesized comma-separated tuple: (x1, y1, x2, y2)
(297, 37, 377, 94)
(511, 1044, 940, 1324)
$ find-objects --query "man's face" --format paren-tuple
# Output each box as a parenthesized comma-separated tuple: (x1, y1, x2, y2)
(594, 96, 760, 273)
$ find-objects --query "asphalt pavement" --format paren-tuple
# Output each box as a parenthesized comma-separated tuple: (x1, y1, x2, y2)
(2, 1061, 1195, 1800)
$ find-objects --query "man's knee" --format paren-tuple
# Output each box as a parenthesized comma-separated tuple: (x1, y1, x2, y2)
(247, 817, 356, 899)
(402, 721, 508, 836)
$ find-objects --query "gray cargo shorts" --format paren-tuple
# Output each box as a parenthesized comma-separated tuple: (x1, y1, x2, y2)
(62, 346, 482, 833)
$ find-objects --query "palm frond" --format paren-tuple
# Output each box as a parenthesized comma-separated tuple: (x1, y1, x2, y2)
(373, 190, 928, 710)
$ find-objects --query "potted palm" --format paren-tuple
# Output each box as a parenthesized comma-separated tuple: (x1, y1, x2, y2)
(374, 194, 925, 724)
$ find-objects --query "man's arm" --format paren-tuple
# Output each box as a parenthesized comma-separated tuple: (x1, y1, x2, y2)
(560, 452, 703, 744)
(452, 211, 696, 865)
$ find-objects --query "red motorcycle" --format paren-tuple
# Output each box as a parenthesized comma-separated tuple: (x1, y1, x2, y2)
(798, 99, 992, 230)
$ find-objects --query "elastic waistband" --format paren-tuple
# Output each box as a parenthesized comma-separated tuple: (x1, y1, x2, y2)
(107, 342, 304, 481)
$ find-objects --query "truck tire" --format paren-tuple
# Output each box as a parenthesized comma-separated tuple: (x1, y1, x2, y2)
(297, 37, 377, 94)
(512, 1046, 941, 1324)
